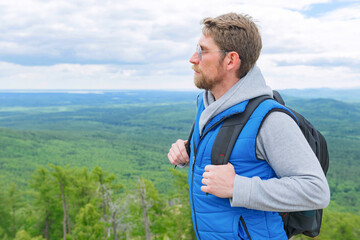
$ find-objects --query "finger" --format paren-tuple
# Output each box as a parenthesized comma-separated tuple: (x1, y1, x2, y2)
(202, 172, 210, 179)
(169, 141, 188, 165)
(172, 141, 185, 160)
(168, 147, 181, 165)
(201, 178, 208, 185)
(201, 185, 209, 193)
(204, 165, 212, 172)
(167, 152, 178, 165)
(169, 144, 184, 164)
(226, 162, 235, 172)
(176, 139, 190, 162)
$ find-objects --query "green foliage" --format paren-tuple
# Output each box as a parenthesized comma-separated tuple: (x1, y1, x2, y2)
(29, 167, 63, 239)
(127, 178, 164, 239)
(0, 100, 196, 193)
(320, 209, 360, 240)
(165, 169, 196, 240)
(13, 230, 45, 240)
(0, 184, 11, 236)
(0, 164, 197, 239)
(72, 203, 106, 240)
(14, 230, 31, 240)
(0, 90, 359, 239)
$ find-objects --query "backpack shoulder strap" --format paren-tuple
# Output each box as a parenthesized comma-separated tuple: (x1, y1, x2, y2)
(185, 93, 202, 157)
(272, 90, 285, 105)
(185, 122, 194, 157)
(211, 95, 270, 165)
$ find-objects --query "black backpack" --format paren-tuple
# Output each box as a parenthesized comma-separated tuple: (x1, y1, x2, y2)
(185, 90, 329, 239)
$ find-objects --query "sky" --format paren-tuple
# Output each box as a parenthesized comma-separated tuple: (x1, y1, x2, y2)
(0, 0, 359, 90)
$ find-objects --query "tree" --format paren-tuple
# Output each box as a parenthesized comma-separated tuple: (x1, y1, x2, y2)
(31, 167, 63, 240)
(128, 177, 168, 240)
(102, 185, 130, 240)
(14, 229, 45, 240)
(14, 230, 31, 240)
(165, 169, 196, 240)
(50, 165, 72, 240)
(91, 166, 116, 222)
(72, 203, 106, 240)
(138, 178, 152, 240)
(7, 182, 25, 238)
(72, 167, 97, 209)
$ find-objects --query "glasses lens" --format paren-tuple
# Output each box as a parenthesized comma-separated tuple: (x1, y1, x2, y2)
(196, 45, 201, 60)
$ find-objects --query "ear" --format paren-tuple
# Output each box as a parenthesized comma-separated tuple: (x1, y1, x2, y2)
(225, 52, 241, 72)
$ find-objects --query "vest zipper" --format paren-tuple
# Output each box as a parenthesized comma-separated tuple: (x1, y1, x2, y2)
(191, 126, 205, 240)
(190, 155, 199, 239)
(240, 216, 252, 240)
(190, 114, 238, 239)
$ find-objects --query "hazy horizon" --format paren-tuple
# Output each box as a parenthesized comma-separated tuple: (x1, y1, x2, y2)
(1, 87, 359, 92)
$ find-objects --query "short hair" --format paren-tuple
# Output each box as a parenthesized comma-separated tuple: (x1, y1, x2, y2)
(202, 13, 262, 78)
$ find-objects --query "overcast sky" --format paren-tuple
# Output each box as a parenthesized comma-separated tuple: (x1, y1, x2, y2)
(0, 0, 359, 90)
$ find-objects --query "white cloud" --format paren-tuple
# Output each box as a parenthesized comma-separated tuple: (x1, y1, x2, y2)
(0, 0, 359, 89)
(0, 60, 194, 90)
(258, 57, 360, 89)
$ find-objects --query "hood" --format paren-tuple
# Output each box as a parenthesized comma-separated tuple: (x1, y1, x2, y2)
(199, 65, 273, 135)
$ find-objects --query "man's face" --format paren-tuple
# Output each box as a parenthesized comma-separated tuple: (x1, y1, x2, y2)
(189, 35, 226, 91)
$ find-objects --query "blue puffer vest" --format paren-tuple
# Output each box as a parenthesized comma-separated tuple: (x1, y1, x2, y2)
(188, 95, 291, 240)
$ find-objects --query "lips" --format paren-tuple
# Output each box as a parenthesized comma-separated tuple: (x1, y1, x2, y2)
(192, 66, 200, 74)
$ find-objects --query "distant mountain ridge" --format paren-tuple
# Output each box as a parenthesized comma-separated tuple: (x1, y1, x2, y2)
(1, 88, 359, 102)
(278, 88, 360, 102)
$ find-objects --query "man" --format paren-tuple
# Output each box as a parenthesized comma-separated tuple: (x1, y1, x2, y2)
(168, 13, 330, 240)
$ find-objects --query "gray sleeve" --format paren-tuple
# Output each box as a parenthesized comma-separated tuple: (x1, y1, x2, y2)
(230, 111, 330, 212)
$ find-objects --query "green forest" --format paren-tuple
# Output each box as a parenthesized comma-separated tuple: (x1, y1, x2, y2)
(0, 90, 359, 240)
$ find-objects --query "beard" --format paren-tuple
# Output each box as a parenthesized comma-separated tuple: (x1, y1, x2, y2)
(193, 65, 223, 90)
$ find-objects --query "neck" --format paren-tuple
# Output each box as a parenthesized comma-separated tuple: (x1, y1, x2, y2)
(211, 76, 239, 100)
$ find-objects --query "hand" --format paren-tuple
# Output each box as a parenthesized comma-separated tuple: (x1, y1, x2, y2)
(201, 163, 235, 198)
(168, 139, 189, 165)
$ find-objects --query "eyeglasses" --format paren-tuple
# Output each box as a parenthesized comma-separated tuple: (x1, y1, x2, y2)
(196, 44, 228, 61)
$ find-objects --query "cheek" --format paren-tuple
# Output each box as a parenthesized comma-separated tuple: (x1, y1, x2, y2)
(199, 62, 211, 74)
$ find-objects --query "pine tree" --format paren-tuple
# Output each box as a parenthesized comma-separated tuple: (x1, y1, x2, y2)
(90, 166, 116, 222)
(31, 167, 62, 240)
(166, 169, 196, 239)
(138, 178, 152, 240)
(50, 165, 72, 240)
(72, 203, 106, 240)
(91, 166, 128, 239)
(128, 177, 167, 239)
(7, 182, 25, 238)
(102, 185, 131, 240)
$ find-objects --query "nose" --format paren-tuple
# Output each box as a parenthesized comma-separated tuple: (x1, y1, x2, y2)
(189, 51, 199, 65)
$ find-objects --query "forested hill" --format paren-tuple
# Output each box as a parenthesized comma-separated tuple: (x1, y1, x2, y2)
(0, 90, 200, 107)
(0, 89, 359, 239)
(279, 88, 360, 102)
(0, 90, 200, 191)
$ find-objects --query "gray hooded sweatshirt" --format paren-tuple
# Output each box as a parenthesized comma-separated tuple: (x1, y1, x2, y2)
(197, 65, 330, 212)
